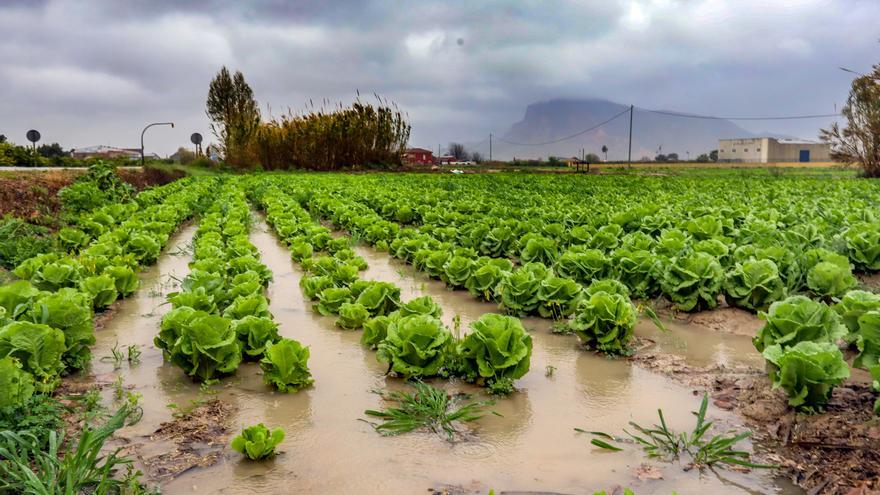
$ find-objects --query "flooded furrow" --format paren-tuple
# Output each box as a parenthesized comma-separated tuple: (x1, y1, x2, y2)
(92, 217, 796, 494)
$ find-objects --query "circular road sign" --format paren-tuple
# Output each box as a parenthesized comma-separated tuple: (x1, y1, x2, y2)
(26, 129, 41, 143)
(190, 133, 203, 145)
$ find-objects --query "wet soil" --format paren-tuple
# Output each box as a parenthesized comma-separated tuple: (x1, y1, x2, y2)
(77, 218, 803, 494)
(0, 167, 183, 220)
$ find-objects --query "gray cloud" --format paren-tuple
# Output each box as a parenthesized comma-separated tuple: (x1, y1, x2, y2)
(0, 0, 877, 156)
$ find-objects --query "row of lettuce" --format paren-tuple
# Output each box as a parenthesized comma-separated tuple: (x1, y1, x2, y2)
(247, 180, 533, 394)
(256, 174, 880, 413)
(0, 177, 214, 409)
(155, 182, 314, 393)
(307, 174, 879, 312)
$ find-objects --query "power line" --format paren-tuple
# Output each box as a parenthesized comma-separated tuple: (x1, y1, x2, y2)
(495, 107, 631, 146)
(640, 108, 841, 121)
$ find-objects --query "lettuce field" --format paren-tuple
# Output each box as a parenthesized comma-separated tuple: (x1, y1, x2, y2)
(1, 170, 879, 494)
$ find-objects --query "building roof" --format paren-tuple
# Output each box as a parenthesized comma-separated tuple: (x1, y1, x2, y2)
(719, 136, 823, 145)
(405, 147, 433, 154)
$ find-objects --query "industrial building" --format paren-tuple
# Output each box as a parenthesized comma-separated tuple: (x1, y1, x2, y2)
(717, 137, 831, 163)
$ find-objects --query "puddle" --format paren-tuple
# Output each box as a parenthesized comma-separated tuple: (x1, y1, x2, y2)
(90, 219, 798, 495)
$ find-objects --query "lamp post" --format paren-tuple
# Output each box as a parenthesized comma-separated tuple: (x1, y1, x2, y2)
(141, 122, 174, 166)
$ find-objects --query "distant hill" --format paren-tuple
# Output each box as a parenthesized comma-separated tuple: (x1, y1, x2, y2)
(480, 98, 763, 161)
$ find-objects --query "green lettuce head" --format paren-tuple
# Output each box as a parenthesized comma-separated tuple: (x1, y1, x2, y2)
(569, 290, 637, 355)
(0, 321, 65, 392)
(457, 314, 532, 394)
(231, 315, 280, 359)
(260, 338, 313, 393)
(763, 341, 850, 412)
(377, 314, 452, 378)
(754, 296, 846, 352)
(0, 356, 35, 408)
(723, 258, 786, 311)
(231, 423, 285, 460)
(336, 302, 371, 330)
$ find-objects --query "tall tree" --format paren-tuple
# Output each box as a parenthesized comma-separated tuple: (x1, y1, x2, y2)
(601, 144, 608, 161)
(206, 66, 261, 167)
(448, 142, 467, 160)
(820, 64, 880, 177)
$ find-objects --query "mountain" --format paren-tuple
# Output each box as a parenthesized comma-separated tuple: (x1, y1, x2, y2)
(481, 98, 757, 161)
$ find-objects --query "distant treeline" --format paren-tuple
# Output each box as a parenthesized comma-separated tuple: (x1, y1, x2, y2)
(207, 67, 410, 171)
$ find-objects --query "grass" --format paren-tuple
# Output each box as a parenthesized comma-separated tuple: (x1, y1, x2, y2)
(363, 381, 496, 441)
(577, 393, 775, 471)
(0, 405, 153, 495)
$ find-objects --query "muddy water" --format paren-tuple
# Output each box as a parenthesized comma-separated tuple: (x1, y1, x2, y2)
(93, 220, 798, 495)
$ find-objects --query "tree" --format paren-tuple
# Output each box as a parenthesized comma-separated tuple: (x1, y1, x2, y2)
(601, 145, 608, 161)
(585, 153, 601, 163)
(471, 151, 484, 163)
(0, 135, 6, 143)
(696, 153, 710, 163)
(174, 147, 197, 165)
(820, 64, 880, 177)
(206, 66, 261, 168)
(666, 152, 679, 161)
(709, 149, 718, 162)
(655, 154, 668, 162)
(37, 143, 65, 158)
(448, 142, 467, 160)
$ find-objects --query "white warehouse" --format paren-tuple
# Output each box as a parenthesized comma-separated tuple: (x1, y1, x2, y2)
(717, 137, 831, 163)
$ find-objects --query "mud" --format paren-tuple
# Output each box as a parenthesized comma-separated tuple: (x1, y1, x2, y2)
(135, 399, 235, 480)
(630, 346, 880, 494)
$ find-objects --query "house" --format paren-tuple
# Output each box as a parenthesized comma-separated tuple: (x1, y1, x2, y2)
(436, 155, 455, 165)
(718, 137, 832, 163)
(403, 148, 435, 165)
(70, 145, 152, 160)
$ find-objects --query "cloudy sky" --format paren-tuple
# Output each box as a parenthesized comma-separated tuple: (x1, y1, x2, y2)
(1, 0, 877, 156)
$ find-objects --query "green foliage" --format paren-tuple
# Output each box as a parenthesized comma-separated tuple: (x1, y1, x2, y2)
(834, 290, 880, 334)
(582, 394, 770, 471)
(363, 381, 494, 441)
(231, 315, 280, 359)
(260, 338, 313, 392)
(660, 252, 724, 311)
(230, 424, 285, 460)
(0, 405, 147, 495)
(537, 276, 582, 319)
(157, 310, 242, 382)
(753, 296, 846, 352)
(0, 393, 64, 450)
(843, 223, 880, 270)
(222, 294, 271, 320)
(397, 296, 442, 319)
(377, 314, 453, 378)
(569, 289, 637, 355)
(0, 322, 65, 392)
(723, 259, 786, 311)
(0, 217, 55, 270)
(28, 288, 95, 371)
(59, 161, 135, 213)
(362, 314, 396, 349)
(336, 302, 371, 329)
(762, 341, 850, 411)
(0, 357, 34, 408)
(355, 281, 401, 316)
(853, 311, 880, 369)
(456, 314, 532, 394)
(315, 287, 352, 316)
(103, 264, 139, 297)
(80, 274, 119, 309)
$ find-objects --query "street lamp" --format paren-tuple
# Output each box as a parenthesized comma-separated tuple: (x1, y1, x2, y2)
(141, 122, 174, 166)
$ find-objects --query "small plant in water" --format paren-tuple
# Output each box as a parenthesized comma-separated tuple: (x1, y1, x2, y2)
(576, 394, 774, 471)
(126, 344, 142, 365)
(100, 342, 125, 370)
(113, 375, 125, 400)
(363, 381, 496, 442)
(545, 365, 557, 377)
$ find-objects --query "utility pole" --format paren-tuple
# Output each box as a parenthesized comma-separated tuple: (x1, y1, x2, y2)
(627, 104, 633, 168)
(489, 133, 493, 162)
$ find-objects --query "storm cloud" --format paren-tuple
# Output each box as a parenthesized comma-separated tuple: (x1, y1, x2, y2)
(1, 0, 877, 156)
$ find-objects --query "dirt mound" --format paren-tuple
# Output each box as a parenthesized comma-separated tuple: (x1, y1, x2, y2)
(136, 399, 235, 481)
(633, 347, 880, 495)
